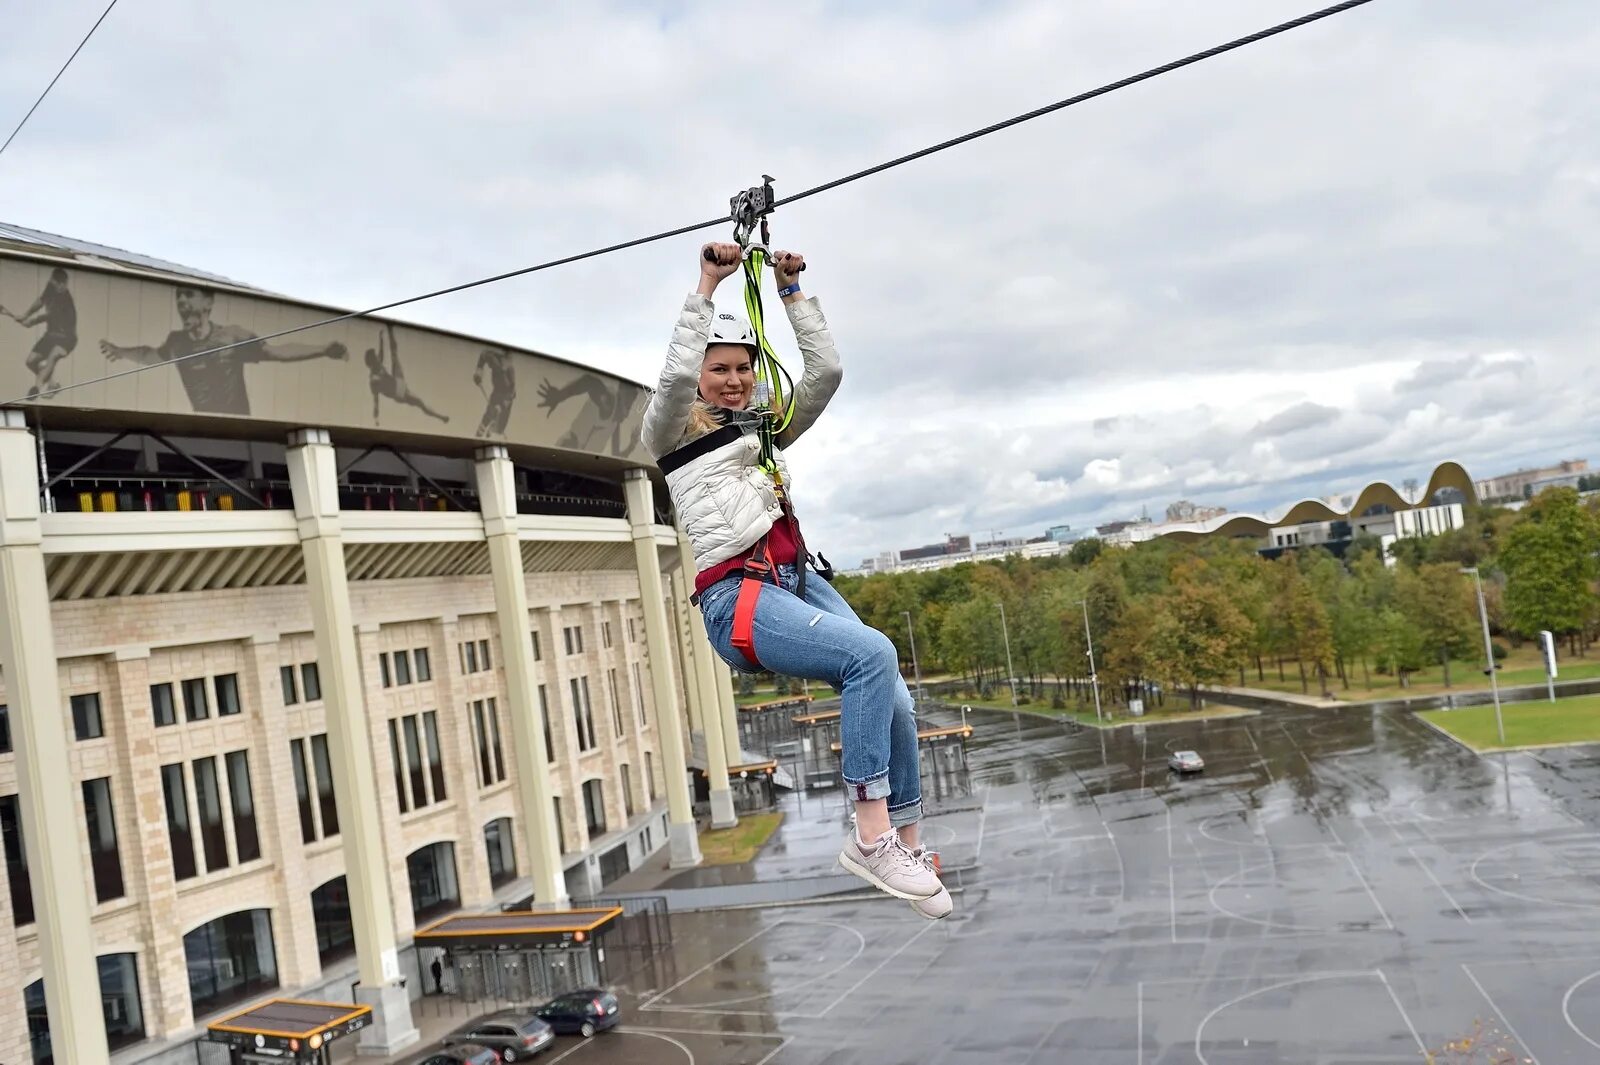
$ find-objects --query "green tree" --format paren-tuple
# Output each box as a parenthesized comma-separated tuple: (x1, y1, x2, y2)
(1145, 559, 1253, 707)
(1397, 562, 1477, 686)
(1499, 487, 1600, 652)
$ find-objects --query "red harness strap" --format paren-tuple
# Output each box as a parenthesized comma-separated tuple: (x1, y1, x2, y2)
(730, 536, 773, 668)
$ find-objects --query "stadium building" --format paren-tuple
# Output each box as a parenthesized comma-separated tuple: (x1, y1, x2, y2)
(0, 224, 750, 1062)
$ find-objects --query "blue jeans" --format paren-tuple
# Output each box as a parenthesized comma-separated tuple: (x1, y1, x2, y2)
(699, 564, 922, 827)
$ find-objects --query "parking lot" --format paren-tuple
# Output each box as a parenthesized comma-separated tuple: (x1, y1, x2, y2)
(528, 701, 1600, 1063)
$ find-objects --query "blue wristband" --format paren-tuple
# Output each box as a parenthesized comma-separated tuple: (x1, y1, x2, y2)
(777, 283, 801, 298)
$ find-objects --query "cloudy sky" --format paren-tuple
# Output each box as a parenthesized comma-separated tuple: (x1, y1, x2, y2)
(4, 0, 1596, 565)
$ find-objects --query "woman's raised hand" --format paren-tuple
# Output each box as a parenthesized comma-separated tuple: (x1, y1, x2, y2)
(699, 243, 743, 290)
(771, 250, 806, 290)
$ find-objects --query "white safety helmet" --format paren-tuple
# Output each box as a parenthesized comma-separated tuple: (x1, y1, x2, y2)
(708, 310, 758, 351)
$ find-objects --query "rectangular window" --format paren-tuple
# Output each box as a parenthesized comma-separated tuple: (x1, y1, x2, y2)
(0, 704, 9, 753)
(472, 700, 492, 787)
(310, 734, 339, 836)
(539, 685, 554, 764)
(478, 639, 491, 670)
(628, 617, 636, 643)
(576, 627, 584, 653)
(486, 699, 506, 782)
(564, 627, 574, 656)
(181, 678, 209, 722)
(82, 777, 125, 902)
(582, 779, 607, 837)
(161, 763, 197, 881)
(214, 673, 241, 717)
(622, 764, 635, 819)
(633, 662, 647, 726)
(72, 692, 105, 740)
(226, 751, 261, 863)
(1, 793, 35, 925)
(192, 757, 229, 872)
(279, 665, 299, 706)
(290, 739, 316, 844)
(388, 720, 409, 814)
(580, 676, 596, 750)
(646, 752, 656, 801)
(380, 653, 392, 688)
(393, 650, 412, 686)
(414, 648, 431, 682)
(608, 669, 623, 737)
(485, 818, 515, 887)
(301, 662, 321, 701)
(532, 630, 541, 661)
(553, 796, 567, 854)
(464, 641, 478, 673)
(603, 621, 613, 649)
(570, 678, 591, 752)
(151, 683, 177, 727)
(423, 711, 447, 801)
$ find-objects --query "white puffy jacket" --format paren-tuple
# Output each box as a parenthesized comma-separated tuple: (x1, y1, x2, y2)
(641, 292, 843, 574)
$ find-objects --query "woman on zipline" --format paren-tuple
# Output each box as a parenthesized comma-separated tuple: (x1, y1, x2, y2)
(641, 243, 949, 920)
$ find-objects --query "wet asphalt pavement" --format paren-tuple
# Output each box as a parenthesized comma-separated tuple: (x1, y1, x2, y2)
(574, 704, 1600, 1064)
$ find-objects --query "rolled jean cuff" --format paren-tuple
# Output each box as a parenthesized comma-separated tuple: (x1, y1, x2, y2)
(842, 771, 891, 802)
(888, 799, 923, 828)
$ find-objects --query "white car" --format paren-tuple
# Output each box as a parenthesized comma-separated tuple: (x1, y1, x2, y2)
(1168, 750, 1205, 774)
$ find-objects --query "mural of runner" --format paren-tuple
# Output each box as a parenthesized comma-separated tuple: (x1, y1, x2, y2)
(100, 285, 347, 415)
(473, 347, 515, 437)
(366, 323, 449, 425)
(537, 373, 642, 457)
(1, 267, 77, 399)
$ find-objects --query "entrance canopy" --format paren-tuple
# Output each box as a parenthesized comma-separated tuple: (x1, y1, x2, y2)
(206, 998, 371, 1058)
(415, 907, 623, 951)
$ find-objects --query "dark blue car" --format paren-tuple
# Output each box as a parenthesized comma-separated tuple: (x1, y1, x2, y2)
(534, 989, 620, 1038)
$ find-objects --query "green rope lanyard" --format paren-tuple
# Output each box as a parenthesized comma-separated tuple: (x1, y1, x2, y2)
(739, 246, 796, 482)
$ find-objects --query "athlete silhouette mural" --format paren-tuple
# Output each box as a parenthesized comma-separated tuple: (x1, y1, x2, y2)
(1, 267, 77, 399)
(100, 285, 348, 416)
(537, 373, 642, 457)
(365, 323, 449, 425)
(474, 347, 515, 437)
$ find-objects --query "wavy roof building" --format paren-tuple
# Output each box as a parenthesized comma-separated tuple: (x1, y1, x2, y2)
(1154, 461, 1477, 543)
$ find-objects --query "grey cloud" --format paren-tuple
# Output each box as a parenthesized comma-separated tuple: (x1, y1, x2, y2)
(1255, 402, 1340, 438)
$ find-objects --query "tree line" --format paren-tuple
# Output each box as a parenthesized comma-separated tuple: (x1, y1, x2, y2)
(830, 488, 1600, 709)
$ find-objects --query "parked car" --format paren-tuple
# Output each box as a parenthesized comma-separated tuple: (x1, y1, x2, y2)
(534, 988, 621, 1038)
(441, 1013, 554, 1061)
(410, 1045, 502, 1065)
(1168, 750, 1205, 774)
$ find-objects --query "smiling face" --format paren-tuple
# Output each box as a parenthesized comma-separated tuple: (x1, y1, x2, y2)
(699, 343, 756, 409)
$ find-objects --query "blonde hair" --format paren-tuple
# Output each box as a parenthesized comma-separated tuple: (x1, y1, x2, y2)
(687, 403, 721, 438)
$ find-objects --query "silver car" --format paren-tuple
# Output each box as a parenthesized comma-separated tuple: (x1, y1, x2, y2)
(441, 1012, 554, 1061)
(1168, 750, 1204, 774)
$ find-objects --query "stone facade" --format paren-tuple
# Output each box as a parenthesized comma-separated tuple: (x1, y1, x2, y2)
(0, 566, 676, 1063)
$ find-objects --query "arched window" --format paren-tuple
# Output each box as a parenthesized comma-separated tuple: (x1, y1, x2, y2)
(311, 876, 355, 966)
(484, 818, 516, 887)
(183, 909, 278, 1018)
(26, 953, 150, 1061)
(407, 841, 460, 923)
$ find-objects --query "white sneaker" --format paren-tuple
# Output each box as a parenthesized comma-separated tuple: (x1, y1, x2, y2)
(838, 829, 942, 901)
(906, 846, 953, 920)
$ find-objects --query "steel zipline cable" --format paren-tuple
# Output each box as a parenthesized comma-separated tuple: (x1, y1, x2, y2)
(0, 0, 122, 161)
(13, 0, 1378, 406)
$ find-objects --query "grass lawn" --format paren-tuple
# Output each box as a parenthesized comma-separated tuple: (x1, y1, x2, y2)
(943, 692, 1253, 729)
(1419, 694, 1600, 752)
(697, 811, 784, 865)
(1240, 642, 1600, 702)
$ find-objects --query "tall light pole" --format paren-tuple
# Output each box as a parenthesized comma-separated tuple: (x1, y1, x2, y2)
(903, 610, 924, 702)
(997, 601, 1018, 707)
(1075, 598, 1104, 725)
(1461, 566, 1505, 746)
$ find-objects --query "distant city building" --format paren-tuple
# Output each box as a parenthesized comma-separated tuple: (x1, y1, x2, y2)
(1044, 524, 1078, 543)
(1475, 459, 1588, 502)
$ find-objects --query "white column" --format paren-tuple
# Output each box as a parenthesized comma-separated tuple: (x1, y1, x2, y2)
(715, 660, 741, 764)
(670, 555, 737, 829)
(474, 446, 566, 905)
(0, 410, 107, 1063)
(285, 429, 418, 1055)
(623, 470, 700, 867)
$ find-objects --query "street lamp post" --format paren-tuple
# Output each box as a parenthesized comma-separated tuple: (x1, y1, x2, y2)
(1077, 598, 1104, 725)
(903, 610, 924, 702)
(997, 601, 1018, 707)
(1461, 566, 1505, 746)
